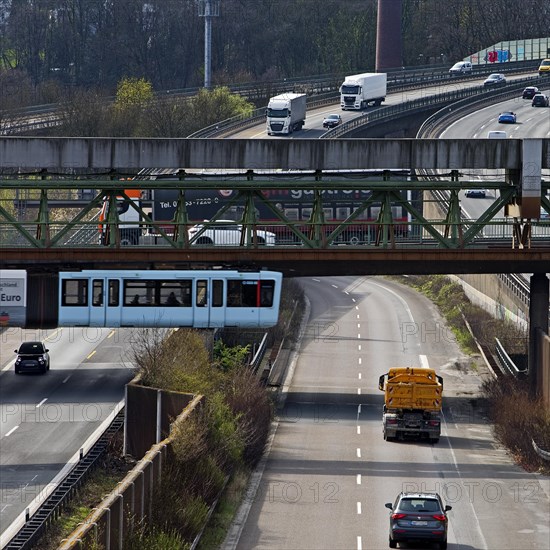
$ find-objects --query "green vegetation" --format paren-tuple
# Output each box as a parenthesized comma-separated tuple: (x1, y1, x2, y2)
(396, 275, 527, 355)
(115, 77, 154, 109)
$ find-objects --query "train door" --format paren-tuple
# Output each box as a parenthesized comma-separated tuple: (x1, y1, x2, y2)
(88, 278, 106, 326)
(105, 279, 122, 326)
(193, 279, 210, 327)
(209, 279, 226, 328)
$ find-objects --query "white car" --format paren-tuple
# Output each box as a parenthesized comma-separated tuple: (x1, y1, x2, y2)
(188, 220, 276, 246)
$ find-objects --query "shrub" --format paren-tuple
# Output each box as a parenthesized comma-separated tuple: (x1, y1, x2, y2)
(481, 376, 550, 472)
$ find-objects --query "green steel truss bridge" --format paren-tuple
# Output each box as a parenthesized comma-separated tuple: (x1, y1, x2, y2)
(0, 136, 549, 276)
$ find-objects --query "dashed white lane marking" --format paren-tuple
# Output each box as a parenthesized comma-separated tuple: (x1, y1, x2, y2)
(357, 314, 360, 319)
(358, 333, 361, 339)
(357, 502, 362, 514)
(356, 448, 361, 458)
(357, 426, 361, 435)
(86, 350, 96, 360)
(357, 388, 361, 395)
(358, 357, 362, 365)
(357, 474, 361, 485)
(420, 354, 430, 369)
(352, 298, 356, 303)
(357, 323, 361, 329)
(345, 291, 350, 295)
(358, 345, 361, 351)
(312, 278, 320, 282)
(5, 426, 19, 437)
(331, 284, 338, 288)
(62, 375, 71, 384)
(358, 373, 362, 379)
(36, 398, 47, 408)
(357, 535, 362, 550)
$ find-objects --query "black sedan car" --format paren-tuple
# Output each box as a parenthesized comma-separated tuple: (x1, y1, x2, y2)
(322, 114, 342, 128)
(483, 73, 506, 87)
(14, 341, 50, 374)
(386, 492, 452, 549)
(522, 86, 539, 99)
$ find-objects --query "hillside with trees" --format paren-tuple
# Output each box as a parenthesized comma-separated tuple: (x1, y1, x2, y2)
(0, 0, 548, 110)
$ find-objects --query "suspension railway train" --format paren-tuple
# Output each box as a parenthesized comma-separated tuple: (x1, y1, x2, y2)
(0, 269, 283, 329)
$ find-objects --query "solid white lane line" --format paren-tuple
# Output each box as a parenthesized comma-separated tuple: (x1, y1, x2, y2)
(86, 350, 96, 360)
(36, 398, 47, 408)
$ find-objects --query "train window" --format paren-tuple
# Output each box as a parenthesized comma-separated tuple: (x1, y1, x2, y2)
(108, 280, 120, 306)
(354, 207, 370, 220)
(227, 280, 241, 307)
(62, 279, 88, 306)
(212, 280, 224, 307)
(228, 280, 258, 307)
(260, 281, 275, 307)
(336, 207, 350, 220)
(179, 281, 192, 307)
(284, 208, 299, 221)
(323, 208, 333, 220)
(196, 280, 208, 307)
(92, 280, 103, 306)
(301, 208, 312, 220)
(124, 281, 148, 306)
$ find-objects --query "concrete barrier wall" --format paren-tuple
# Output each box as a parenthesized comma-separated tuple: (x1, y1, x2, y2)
(541, 333, 550, 408)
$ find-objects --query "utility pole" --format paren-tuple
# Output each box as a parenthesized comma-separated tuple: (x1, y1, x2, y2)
(198, 0, 220, 89)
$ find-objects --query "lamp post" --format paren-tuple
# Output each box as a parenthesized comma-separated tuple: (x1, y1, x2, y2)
(198, 0, 220, 89)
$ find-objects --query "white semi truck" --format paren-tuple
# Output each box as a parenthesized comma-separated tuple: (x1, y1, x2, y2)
(266, 93, 307, 135)
(340, 72, 387, 110)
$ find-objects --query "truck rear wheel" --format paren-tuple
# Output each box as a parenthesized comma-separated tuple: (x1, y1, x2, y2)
(430, 437, 440, 444)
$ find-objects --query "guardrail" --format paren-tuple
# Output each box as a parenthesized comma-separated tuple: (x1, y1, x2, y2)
(495, 337, 527, 378)
(3, 408, 125, 550)
(328, 74, 541, 139)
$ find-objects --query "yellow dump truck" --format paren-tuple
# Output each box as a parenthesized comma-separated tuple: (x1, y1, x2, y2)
(378, 367, 443, 443)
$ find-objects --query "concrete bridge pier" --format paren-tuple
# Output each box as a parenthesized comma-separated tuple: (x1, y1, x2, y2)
(529, 273, 549, 398)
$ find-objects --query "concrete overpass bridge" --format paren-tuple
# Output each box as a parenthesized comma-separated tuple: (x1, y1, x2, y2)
(0, 136, 548, 388)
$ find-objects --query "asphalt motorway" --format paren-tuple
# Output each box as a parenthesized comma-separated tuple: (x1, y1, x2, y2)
(0, 326, 136, 546)
(229, 276, 550, 550)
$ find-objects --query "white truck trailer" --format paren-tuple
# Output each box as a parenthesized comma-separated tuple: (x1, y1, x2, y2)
(340, 72, 387, 110)
(266, 93, 307, 135)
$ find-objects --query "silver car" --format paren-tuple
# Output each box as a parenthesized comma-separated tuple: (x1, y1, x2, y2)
(188, 220, 276, 246)
(385, 492, 452, 549)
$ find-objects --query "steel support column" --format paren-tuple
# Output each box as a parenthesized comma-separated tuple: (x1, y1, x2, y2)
(529, 273, 549, 398)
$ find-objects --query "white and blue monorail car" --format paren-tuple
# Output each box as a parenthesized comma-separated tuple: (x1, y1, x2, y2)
(58, 270, 282, 329)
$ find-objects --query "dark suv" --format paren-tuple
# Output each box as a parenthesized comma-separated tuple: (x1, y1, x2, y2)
(14, 341, 50, 374)
(385, 492, 452, 549)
